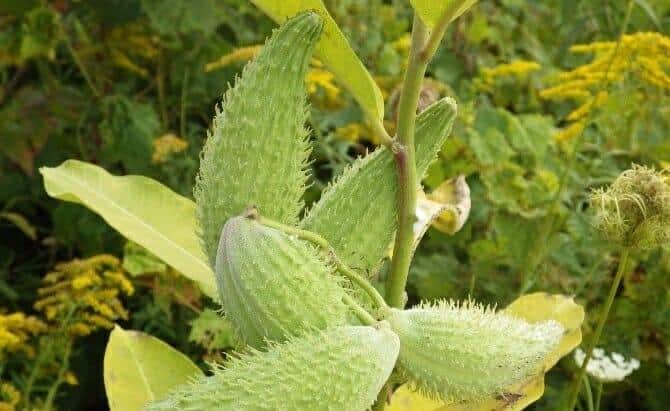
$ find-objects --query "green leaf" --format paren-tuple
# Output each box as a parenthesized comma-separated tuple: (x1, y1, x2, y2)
(100, 96, 159, 173)
(104, 325, 203, 411)
(122, 241, 168, 277)
(410, 0, 479, 28)
(188, 309, 239, 352)
(40, 160, 216, 298)
(249, 0, 384, 120)
(141, 0, 227, 37)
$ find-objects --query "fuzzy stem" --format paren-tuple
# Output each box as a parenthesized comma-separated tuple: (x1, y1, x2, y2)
(385, 14, 429, 309)
(567, 248, 630, 410)
(419, 1, 465, 64)
(253, 212, 389, 311)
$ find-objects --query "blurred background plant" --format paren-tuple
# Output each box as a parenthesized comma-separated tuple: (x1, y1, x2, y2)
(0, 0, 669, 409)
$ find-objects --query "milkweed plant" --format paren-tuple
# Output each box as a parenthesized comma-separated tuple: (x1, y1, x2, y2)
(38, 2, 605, 410)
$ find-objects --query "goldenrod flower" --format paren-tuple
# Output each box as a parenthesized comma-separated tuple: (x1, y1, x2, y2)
(0, 312, 46, 356)
(0, 383, 21, 411)
(152, 133, 188, 164)
(542, 32, 670, 141)
(34, 255, 134, 337)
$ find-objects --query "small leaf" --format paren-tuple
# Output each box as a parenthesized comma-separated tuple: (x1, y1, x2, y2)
(104, 325, 203, 411)
(386, 385, 443, 411)
(410, 0, 479, 28)
(250, 0, 384, 120)
(40, 160, 216, 298)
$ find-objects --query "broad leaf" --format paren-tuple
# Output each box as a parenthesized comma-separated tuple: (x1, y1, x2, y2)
(249, 0, 384, 120)
(387, 293, 584, 411)
(410, 0, 479, 28)
(104, 326, 203, 411)
(40, 160, 216, 298)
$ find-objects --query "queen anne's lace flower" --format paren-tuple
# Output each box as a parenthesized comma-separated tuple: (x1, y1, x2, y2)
(574, 347, 640, 382)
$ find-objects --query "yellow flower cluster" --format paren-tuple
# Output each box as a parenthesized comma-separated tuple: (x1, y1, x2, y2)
(483, 60, 541, 80)
(475, 60, 541, 92)
(541, 32, 670, 141)
(34, 255, 134, 337)
(0, 383, 20, 411)
(306, 65, 344, 109)
(0, 312, 46, 357)
(204, 45, 262, 72)
(152, 133, 189, 164)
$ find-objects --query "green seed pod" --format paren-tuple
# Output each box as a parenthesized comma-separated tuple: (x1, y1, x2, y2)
(144, 325, 400, 411)
(216, 215, 350, 348)
(301, 97, 457, 273)
(387, 300, 564, 401)
(195, 12, 323, 267)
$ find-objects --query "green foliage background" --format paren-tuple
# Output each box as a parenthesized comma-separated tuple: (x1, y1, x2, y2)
(1, 0, 669, 410)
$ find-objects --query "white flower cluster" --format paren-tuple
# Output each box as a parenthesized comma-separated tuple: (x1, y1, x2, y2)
(574, 347, 640, 382)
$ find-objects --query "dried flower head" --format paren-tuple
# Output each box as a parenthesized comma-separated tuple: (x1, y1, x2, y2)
(590, 164, 670, 249)
(34, 255, 134, 336)
(574, 348, 640, 382)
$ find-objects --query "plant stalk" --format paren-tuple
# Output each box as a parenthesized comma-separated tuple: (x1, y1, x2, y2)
(566, 248, 630, 410)
(386, 14, 429, 308)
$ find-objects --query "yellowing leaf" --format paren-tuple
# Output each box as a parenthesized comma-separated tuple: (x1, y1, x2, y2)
(40, 160, 217, 298)
(387, 385, 443, 411)
(104, 325, 203, 411)
(504, 292, 585, 369)
(423, 175, 471, 235)
(249, 0, 384, 120)
(410, 0, 479, 28)
(387, 293, 584, 411)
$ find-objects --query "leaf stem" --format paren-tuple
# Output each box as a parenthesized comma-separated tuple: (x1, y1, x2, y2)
(566, 248, 630, 410)
(342, 294, 377, 325)
(419, 2, 465, 64)
(385, 14, 429, 309)
(252, 212, 389, 311)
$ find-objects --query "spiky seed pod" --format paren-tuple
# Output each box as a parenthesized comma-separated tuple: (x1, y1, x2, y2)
(216, 215, 351, 348)
(590, 164, 670, 250)
(387, 301, 564, 402)
(301, 97, 457, 273)
(195, 12, 323, 267)
(144, 325, 400, 411)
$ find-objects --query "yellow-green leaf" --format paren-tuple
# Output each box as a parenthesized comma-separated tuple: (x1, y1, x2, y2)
(387, 384, 443, 411)
(249, 0, 384, 120)
(387, 293, 584, 411)
(410, 0, 479, 28)
(104, 325, 203, 411)
(40, 160, 216, 298)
